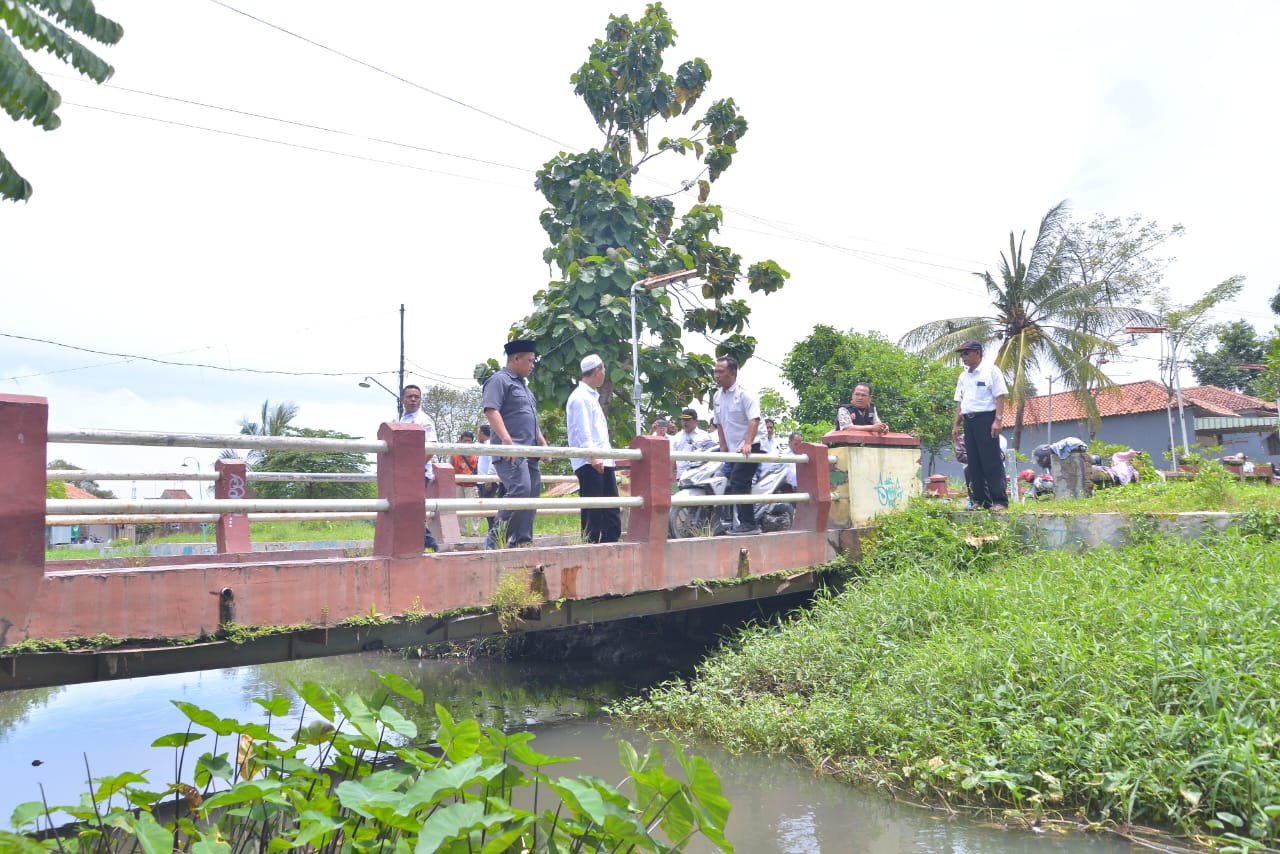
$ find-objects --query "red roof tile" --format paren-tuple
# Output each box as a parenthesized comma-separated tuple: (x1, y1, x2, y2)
(1003, 381, 1277, 426)
(63, 483, 97, 500)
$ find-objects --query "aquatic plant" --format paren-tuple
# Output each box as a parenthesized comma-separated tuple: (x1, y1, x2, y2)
(4, 671, 733, 852)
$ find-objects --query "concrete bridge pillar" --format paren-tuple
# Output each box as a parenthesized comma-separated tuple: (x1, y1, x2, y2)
(793, 441, 832, 532)
(214, 458, 252, 554)
(625, 435, 672, 546)
(374, 421, 426, 557)
(427, 464, 460, 548)
(0, 394, 47, 647)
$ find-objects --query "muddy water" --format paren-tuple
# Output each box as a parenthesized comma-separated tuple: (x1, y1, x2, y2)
(0, 653, 1141, 853)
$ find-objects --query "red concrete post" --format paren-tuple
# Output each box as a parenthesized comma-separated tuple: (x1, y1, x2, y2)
(214, 458, 252, 554)
(0, 394, 48, 646)
(427, 464, 460, 548)
(793, 442, 832, 532)
(374, 421, 426, 557)
(625, 435, 671, 544)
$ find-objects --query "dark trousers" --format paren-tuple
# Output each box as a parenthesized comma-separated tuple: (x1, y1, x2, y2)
(423, 477, 439, 551)
(963, 411, 1008, 508)
(726, 443, 762, 528)
(477, 480, 505, 531)
(574, 463, 622, 544)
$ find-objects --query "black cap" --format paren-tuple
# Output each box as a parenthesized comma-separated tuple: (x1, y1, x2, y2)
(460, 430, 475, 440)
(504, 339, 537, 356)
(956, 339, 984, 353)
(681, 408, 697, 418)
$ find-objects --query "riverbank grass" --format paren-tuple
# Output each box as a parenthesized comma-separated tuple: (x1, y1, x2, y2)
(620, 502, 1280, 846)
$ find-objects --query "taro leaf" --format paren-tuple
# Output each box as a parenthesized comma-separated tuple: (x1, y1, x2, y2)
(295, 720, 335, 745)
(92, 771, 150, 802)
(0, 830, 48, 852)
(172, 701, 238, 736)
(195, 754, 232, 787)
(435, 704, 481, 763)
(505, 739, 579, 768)
(8, 801, 46, 830)
(192, 838, 233, 854)
(377, 703, 418, 741)
(252, 696, 292, 717)
(400, 754, 491, 809)
(336, 692, 381, 744)
(336, 775, 414, 827)
(373, 670, 425, 706)
(415, 801, 521, 854)
(152, 731, 206, 748)
(291, 681, 336, 722)
(478, 815, 536, 854)
(201, 780, 285, 812)
(289, 810, 345, 849)
(123, 789, 167, 808)
(681, 752, 731, 831)
(121, 811, 173, 854)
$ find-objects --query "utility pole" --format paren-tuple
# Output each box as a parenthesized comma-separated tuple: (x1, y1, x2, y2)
(398, 303, 406, 418)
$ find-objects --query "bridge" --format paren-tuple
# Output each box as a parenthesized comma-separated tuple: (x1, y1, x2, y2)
(0, 393, 922, 690)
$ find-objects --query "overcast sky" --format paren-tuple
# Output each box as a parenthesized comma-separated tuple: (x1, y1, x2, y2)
(3, 0, 1277, 489)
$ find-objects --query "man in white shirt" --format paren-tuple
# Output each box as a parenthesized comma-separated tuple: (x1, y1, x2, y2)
(399, 384, 440, 551)
(713, 355, 762, 535)
(784, 430, 804, 490)
(671, 407, 712, 479)
(759, 418, 779, 455)
(566, 354, 621, 543)
(475, 423, 501, 533)
(951, 340, 1009, 510)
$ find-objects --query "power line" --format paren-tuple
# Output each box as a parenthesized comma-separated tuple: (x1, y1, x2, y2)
(63, 102, 530, 190)
(207, 0, 580, 151)
(0, 332, 386, 380)
(43, 70, 536, 175)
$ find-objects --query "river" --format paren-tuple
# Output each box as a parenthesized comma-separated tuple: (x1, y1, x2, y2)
(0, 652, 1144, 853)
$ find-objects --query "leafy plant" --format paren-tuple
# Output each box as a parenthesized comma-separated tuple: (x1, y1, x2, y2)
(491, 569, 545, 631)
(4, 674, 735, 852)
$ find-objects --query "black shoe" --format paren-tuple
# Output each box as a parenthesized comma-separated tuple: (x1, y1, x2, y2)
(728, 524, 761, 536)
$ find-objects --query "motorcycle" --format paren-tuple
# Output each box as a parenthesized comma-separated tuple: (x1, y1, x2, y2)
(668, 453, 796, 538)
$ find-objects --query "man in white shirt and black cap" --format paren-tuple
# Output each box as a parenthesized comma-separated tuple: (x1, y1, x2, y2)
(566, 353, 621, 543)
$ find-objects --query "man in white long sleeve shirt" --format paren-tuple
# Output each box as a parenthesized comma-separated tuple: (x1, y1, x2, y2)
(671, 407, 712, 479)
(566, 354, 621, 543)
(398, 384, 439, 551)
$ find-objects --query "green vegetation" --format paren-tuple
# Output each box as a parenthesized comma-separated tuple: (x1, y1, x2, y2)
(4, 675, 734, 852)
(1009, 462, 1280, 515)
(619, 502, 1280, 846)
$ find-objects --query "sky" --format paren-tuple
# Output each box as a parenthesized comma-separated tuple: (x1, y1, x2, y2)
(3, 0, 1278, 491)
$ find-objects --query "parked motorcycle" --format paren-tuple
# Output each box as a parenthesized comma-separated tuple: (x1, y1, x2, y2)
(668, 456, 795, 538)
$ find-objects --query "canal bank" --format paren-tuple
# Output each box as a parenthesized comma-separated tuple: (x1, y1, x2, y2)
(622, 503, 1280, 849)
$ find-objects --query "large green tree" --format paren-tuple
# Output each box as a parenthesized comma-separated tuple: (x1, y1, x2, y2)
(250, 427, 375, 500)
(47, 458, 115, 497)
(782, 326, 956, 467)
(1060, 212, 1184, 316)
(1189, 319, 1265, 395)
(0, 0, 123, 201)
(494, 3, 788, 439)
(899, 201, 1153, 451)
(222, 399, 300, 465)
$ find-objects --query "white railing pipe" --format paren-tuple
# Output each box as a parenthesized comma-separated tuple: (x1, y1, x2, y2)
(48, 499, 388, 515)
(47, 428, 386, 454)
(670, 492, 810, 507)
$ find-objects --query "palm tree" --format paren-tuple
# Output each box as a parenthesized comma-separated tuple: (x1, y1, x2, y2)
(899, 201, 1153, 451)
(221, 400, 300, 465)
(1, 0, 124, 201)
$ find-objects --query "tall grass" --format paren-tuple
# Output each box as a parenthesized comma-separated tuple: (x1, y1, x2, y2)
(624, 503, 1280, 844)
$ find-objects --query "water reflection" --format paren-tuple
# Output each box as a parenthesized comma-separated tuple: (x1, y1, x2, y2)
(0, 653, 1141, 854)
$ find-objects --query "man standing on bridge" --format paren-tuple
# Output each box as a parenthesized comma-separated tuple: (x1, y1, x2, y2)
(399, 384, 439, 552)
(483, 339, 547, 549)
(713, 355, 762, 536)
(566, 354, 621, 543)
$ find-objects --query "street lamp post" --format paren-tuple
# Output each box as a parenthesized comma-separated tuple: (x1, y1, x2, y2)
(360, 376, 402, 416)
(1125, 326, 1188, 469)
(629, 269, 699, 436)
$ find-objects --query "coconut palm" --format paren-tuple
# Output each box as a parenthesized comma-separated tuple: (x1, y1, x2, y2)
(899, 201, 1154, 451)
(220, 400, 300, 465)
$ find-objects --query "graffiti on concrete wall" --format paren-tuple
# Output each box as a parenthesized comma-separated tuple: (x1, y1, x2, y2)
(874, 473, 904, 507)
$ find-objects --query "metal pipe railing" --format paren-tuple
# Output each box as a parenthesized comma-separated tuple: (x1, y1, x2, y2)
(48, 428, 387, 454)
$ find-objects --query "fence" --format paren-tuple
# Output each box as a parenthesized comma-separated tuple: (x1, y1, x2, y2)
(2, 395, 831, 566)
